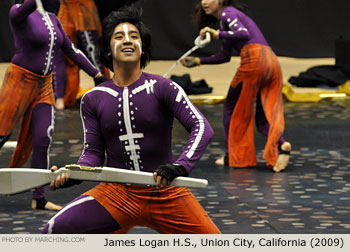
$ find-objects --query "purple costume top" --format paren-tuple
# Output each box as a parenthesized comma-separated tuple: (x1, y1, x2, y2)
(200, 6, 268, 64)
(78, 73, 214, 174)
(9, 0, 98, 77)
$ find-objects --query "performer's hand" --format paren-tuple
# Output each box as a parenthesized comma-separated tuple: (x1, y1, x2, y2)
(194, 33, 211, 48)
(94, 74, 107, 86)
(94, 72, 103, 78)
(153, 164, 188, 189)
(180, 56, 200, 68)
(200, 27, 219, 39)
(49, 166, 70, 191)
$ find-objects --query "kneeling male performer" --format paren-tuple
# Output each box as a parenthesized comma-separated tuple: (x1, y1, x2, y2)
(42, 5, 220, 234)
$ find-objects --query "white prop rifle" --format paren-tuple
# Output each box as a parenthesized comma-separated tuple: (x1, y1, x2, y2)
(0, 164, 208, 195)
(163, 32, 211, 78)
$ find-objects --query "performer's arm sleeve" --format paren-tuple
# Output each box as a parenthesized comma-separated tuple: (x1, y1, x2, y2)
(162, 81, 214, 175)
(218, 15, 250, 40)
(199, 40, 232, 64)
(9, 0, 37, 25)
(58, 21, 99, 77)
(77, 94, 105, 167)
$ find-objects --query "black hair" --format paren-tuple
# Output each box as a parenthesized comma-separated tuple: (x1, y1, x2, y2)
(193, 0, 249, 28)
(99, 5, 152, 71)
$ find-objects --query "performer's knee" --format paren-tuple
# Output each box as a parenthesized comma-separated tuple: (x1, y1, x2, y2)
(41, 224, 50, 234)
(41, 219, 67, 234)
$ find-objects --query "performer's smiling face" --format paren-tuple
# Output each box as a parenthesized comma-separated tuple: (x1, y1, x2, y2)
(201, 0, 220, 15)
(110, 22, 142, 65)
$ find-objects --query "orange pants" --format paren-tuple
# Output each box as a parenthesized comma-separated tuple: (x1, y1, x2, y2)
(84, 183, 221, 234)
(0, 63, 55, 167)
(228, 44, 284, 167)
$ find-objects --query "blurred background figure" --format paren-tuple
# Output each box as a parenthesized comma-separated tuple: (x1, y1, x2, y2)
(56, 0, 110, 109)
(0, 0, 103, 210)
(181, 0, 291, 172)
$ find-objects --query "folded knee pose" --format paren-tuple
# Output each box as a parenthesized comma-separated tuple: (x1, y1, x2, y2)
(43, 5, 220, 234)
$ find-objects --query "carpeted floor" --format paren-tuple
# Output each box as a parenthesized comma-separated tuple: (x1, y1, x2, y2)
(0, 99, 349, 234)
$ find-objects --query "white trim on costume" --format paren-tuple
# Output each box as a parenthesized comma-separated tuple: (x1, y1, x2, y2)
(171, 82, 205, 159)
(46, 196, 95, 234)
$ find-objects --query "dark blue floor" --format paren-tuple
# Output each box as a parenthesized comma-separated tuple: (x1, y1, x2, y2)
(0, 100, 349, 234)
